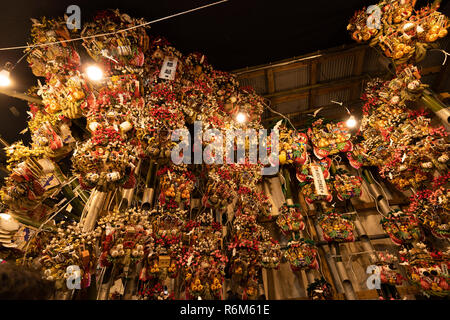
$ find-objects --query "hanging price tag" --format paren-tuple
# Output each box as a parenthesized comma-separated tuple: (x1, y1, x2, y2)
(310, 164, 328, 196)
(159, 56, 178, 81)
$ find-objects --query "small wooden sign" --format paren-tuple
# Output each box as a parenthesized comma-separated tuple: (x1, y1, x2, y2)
(159, 255, 171, 268)
(310, 164, 328, 196)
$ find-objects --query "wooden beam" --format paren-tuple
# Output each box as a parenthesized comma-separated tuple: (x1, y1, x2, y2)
(0, 88, 43, 105)
(233, 43, 367, 75)
(270, 60, 309, 73)
(235, 69, 266, 80)
(263, 74, 371, 100)
(432, 60, 450, 92)
(271, 92, 309, 105)
(353, 48, 366, 76)
(262, 99, 363, 123)
(351, 48, 366, 100)
(309, 61, 318, 109)
(266, 69, 275, 94)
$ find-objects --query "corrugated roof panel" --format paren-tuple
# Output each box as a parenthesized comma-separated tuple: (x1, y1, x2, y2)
(363, 47, 385, 73)
(273, 98, 309, 114)
(419, 50, 447, 68)
(315, 88, 352, 107)
(421, 73, 438, 86)
(239, 75, 267, 95)
(418, 37, 450, 69)
(290, 111, 310, 124)
(274, 65, 310, 92)
(319, 54, 354, 81)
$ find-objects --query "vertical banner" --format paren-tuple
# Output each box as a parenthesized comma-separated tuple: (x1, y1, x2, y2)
(310, 164, 328, 196)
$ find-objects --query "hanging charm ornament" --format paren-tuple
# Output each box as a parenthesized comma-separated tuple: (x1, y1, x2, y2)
(399, 243, 450, 297)
(381, 209, 424, 245)
(318, 210, 355, 243)
(284, 237, 319, 271)
(275, 203, 305, 235)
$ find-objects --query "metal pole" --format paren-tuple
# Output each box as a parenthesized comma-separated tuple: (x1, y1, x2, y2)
(421, 90, 450, 131)
(362, 169, 391, 215)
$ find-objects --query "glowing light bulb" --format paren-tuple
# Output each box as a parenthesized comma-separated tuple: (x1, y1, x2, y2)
(0, 213, 11, 220)
(0, 70, 11, 87)
(236, 112, 247, 124)
(86, 65, 103, 81)
(346, 115, 357, 128)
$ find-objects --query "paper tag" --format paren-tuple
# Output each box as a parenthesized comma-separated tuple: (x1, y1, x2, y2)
(110, 279, 125, 295)
(159, 255, 171, 268)
(232, 247, 236, 257)
(168, 170, 172, 181)
(59, 124, 75, 144)
(405, 67, 412, 77)
(12, 227, 35, 251)
(39, 173, 60, 190)
(159, 56, 178, 81)
(442, 263, 448, 275)
(310, 164, 328, 196)
(37, 158, 55, 173)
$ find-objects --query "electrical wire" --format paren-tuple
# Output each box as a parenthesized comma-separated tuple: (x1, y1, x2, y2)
(21, 195, 77, 263)
(262, 98, 298, 132)
(0, 0, 229, 52)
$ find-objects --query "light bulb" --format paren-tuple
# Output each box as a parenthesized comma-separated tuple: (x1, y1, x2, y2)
(346, 115, 357, 128)
(86, 65, 103, 81)
(0, 70, 11, 87)
(0, 213, 11, 220)
(236, 112, 247, 124)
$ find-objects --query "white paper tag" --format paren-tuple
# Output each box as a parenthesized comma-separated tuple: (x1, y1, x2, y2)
(37, 158, 55, 173)
(159, 56, 178, 81)
(110, 279, 125, 295)
(442, 263, 448, 275)
(310, 164, 328, 196)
